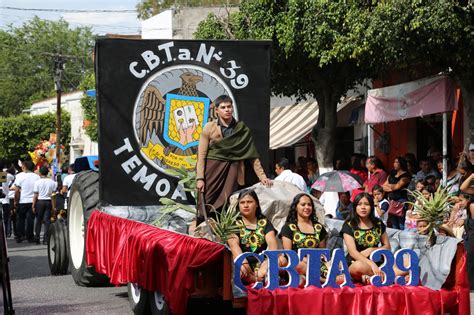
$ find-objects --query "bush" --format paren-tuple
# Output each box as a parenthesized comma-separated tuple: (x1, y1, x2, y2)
(0, 112, 70, 162)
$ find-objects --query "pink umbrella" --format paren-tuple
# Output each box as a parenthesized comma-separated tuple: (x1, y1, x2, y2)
(311, 171, 363, 192)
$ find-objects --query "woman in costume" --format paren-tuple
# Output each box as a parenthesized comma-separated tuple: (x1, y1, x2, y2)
(341, 192, 407, 283)
(280, 193, 328, 281)
(227, 189, 280, 283)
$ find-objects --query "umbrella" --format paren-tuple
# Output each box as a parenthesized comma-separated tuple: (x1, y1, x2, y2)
(311, 170, 363, 192)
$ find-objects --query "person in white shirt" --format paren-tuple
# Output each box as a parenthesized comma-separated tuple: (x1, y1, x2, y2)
(12, 161, 40, 243)
(61, 163, 76, 209)
(274, 158, 307, 191)
(2, 167, 16, 237)
(33, 166, 57, 244)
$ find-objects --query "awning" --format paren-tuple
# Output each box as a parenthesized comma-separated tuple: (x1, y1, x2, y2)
(269, 102, 318, 150)
(365, 75, 457, 124)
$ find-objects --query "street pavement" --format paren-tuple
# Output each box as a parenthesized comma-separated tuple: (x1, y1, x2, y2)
(3, 237, 132, 314)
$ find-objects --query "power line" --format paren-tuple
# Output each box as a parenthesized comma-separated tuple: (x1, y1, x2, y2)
(0, 6, 136, 13)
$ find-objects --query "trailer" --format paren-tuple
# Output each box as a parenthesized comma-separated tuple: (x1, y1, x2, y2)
(47, 38, 470, 315)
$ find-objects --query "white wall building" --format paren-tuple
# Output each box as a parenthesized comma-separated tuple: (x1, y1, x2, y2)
(142, 6, 237, 40)
(29, 91, 98, 162)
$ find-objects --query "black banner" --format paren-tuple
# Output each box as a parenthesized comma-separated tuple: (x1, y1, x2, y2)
(96, 39, 271, 206)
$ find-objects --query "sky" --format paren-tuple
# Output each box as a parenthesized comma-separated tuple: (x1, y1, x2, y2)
(0, 0, 142, 35)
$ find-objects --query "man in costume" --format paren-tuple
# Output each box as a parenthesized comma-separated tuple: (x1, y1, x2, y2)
(196, 95, 271, 221)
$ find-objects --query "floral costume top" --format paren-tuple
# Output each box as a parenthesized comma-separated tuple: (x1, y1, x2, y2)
(340, 219, 386, 264)
(280, 221, 328, 277)
(280, 222, 327, 250)
(237, 215, 275, 254)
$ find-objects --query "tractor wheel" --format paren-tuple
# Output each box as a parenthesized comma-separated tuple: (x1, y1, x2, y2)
(48, 221, 69, 275)
(47, 222, 60, 275)
(127, 283, 150, 314)
(149, 291, 170, 315)
(56, 220, 69, 274)
(67, 170, 110, 286)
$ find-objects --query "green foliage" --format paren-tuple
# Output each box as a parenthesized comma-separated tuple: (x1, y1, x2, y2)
(79, 72, 98, 142)
(407, 186, 451, 225)
(208, 203, 240, 243)
(0, 112, 70, 162)
(152, 158, 197, 227)
(407, 185, 452, 244)
(195, 1, 474, 163)
(136, 0, 240, 20)
(0, 17, 94, 117)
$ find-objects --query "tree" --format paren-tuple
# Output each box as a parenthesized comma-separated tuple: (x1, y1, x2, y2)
(195, 2, 373, 169)
(355, 1, 474, 144)
(0, 17, 94, 117)
(196, 1, 474, 169)
(0, 112, 70, 162)
(136, 0, 240, 20)
(79, 72, 98, 142)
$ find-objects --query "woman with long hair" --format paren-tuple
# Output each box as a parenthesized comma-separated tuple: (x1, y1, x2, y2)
(341, 192, 406, 283)
(383, 156, 412, 229)
(280, 193, 327, 280)
(227, 189, 279, 283)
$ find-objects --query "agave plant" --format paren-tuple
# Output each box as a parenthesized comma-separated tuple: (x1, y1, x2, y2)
(152, 157, 197, 227)
(406, 185, 452, 244)
(208, 202, 241, 243)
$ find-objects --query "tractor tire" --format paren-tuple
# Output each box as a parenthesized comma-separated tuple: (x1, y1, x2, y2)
(47, 222, 60, 275)
(127, 283, 150, 314)
(56, 220, 69, 274)
(67, 170, 110, 287)
(149, 291, 170, 315)
(48, 221, 69, 275)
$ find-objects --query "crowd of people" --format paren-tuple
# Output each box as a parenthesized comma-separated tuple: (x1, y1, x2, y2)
(195, 94, 474, 288)
(1, 161, 76, 245)
(276, 149, 474, 239)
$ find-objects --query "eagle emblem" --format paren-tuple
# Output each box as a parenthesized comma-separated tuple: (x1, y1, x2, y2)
(135, 69, 224, 170)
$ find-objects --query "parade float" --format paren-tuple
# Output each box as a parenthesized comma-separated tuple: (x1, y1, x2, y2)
(48, 38, 470, 315)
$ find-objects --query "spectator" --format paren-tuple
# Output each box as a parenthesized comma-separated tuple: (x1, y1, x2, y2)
(350, 154, 368, 184)
(372, 185, 389, 225)
(416, 219, 430, 236)
(383, 157, 411, 230)
(306, 158, 319, 188)
(335, 191, 353, 220)
(413, 157, 440, 183)
(446, 192, 469, 239)
(437, 159, 461, 196)
(32, 166, 57, 244)
(296, 156, 309, 184)
(1, 167, 16, 237)
(464, 191, 474, 290)
(274, 158, 307, 191)
(364, 156, 388, 193)
(457, 154, 473, 195)
(12, 161, 40, 243)
(470, 143, 474, 164)
(334, 158, 348, 171)
(61, 163, 76, 209)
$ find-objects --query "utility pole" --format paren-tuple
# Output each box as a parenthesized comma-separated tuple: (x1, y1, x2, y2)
(53, 57, 65, 169)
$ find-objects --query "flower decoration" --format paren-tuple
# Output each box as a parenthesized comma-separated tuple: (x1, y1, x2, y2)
(28, 133, 66, 169)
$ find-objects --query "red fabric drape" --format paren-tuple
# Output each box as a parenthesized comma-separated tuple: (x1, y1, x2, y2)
(247, 285, 470, 315)
(247, 245, 470, 315)
(86, 211, 225, 315)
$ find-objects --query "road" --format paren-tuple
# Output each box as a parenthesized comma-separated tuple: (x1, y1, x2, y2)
(3, 237, 132, 314)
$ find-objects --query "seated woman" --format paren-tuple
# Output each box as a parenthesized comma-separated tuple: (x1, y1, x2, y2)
(227, 189, 279, 283)
(280, 193, 328, 281)
(341, 192, 407, 283)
